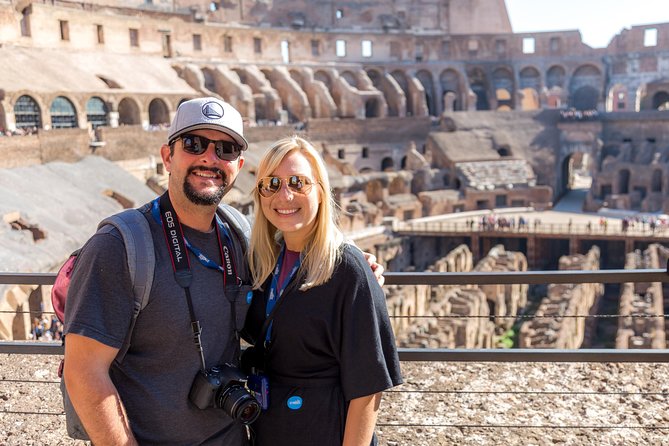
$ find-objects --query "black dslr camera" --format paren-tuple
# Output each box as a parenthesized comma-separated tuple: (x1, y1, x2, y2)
(189, 364, 261, 425)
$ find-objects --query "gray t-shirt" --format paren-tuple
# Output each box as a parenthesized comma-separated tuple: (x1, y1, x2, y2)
(64, 209, 249, 445)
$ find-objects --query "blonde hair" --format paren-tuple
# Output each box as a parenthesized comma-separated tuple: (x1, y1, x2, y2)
(249, 136, 343, 290)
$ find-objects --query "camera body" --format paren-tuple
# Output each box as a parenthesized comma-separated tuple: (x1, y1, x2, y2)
(189, 364, 260, 424)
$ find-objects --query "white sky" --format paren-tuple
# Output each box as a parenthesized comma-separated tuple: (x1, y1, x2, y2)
(505, 0, 669, 48)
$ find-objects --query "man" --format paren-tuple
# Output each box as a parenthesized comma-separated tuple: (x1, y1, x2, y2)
(63, 97, 384, 445)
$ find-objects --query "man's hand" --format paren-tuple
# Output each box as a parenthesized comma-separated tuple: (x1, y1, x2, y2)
(362, 252, 385, 287)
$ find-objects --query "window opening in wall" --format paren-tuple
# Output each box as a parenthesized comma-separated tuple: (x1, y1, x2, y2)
(644, 28, 658, 47)
(14, 95, 41, 130)
(441, 40, 450, 58)
(224, 35, 232, 52)
(336, 40, 346, 57)
(193, 34, 202, 51)
(623, 137, 632, 143)
(617, 92, 626, 109)
(59, 20, 69, 41)
(281, 40, 290, 63)
(4, 213, 46, 242)
(495, 39, 506, 55)
(468, 39, 478, 56)
(361, 40, 372, 58)
(338, 148, 345, 159)
(209, 1, 218, 11)
(20, 7, 31, 37)
(495, 195, 508, 207)
(311, 39, 320, 56)
(415, 42, 423, 62)
(335, 9, 343, 19)
(50, 96, 77, 129)
(162, 32, 172, 58)
(522, 37, 535, 54)
(254, 37, 262, 54)
(129, 28, 139, 47)
(96, 24, 104, 44)
(362, 147, 369, 158)
(647, 137, 656, 144)
(549, 37, 561, 53)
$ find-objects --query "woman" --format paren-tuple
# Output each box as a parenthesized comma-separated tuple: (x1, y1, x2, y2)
(242, 136, 402, 446)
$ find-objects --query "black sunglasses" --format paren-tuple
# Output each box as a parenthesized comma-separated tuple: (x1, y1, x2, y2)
(257, 175, 316, 197)
(176, 134, 242, 161)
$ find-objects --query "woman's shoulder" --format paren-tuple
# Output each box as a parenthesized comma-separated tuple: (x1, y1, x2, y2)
(335, 243, 371, 277)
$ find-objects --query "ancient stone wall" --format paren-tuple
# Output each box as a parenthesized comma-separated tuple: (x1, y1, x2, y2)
(518, 246, 604, 349)
(616, 244, 666, 349)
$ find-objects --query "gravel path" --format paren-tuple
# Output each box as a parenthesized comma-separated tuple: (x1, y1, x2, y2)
(1, 354, 668, 445)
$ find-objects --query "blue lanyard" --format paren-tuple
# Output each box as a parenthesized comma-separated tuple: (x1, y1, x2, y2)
(151, 198, 239, 285)
(265, 244, 301, 343)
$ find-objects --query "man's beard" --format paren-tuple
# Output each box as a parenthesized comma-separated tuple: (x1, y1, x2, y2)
(182, 166, 232, 206)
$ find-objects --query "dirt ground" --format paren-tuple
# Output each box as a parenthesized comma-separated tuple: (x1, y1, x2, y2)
(1, 354, 669, 445)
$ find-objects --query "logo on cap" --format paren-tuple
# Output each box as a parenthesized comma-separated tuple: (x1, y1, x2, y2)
(202, 101, 224, 120)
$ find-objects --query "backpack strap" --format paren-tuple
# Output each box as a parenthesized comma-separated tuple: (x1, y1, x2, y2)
(217, 203, 251, 282)
(97, 206, 155, 363)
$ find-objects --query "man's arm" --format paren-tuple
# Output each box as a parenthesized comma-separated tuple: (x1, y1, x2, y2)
(342, 392, 382, 446)
(362, 252, 385, 287)
(63, 334, 137, 446)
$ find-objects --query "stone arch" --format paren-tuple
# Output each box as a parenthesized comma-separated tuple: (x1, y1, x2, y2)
(492, 67, 514, 110)
(651, 169, 663, 192)
(314, 70, 334, 91)
(50, 96, 78, 129)
(467, 67, 490, 110)
(86, 96, 109, 129)
(546, 65, 566, 88)
(390, 70, 413, 116)
(652, 91, 669, 110)
(365, 98, 379, 118)
(389, 176, 407, 194)
(340, 71, 358, 88)
(381, 156, 394, 171)
(440, 69, 462, 111)
(14, 94, 42, 130)
(148, 98, 170, 126)
(617, 169, 630, 194)
(519, 66, 541, 90)
(607, 84, 628, 112)
(365, 179, 384, 202)
(118, 97, 141, 125)
(415, 70, 436, 116)
(289, 69, 304, 87)
(569, 64, 603, 110)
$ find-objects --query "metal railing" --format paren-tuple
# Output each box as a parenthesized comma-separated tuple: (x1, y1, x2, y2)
(2, 268, 669, 361)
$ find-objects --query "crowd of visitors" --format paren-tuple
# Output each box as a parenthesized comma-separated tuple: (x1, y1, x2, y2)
(559, 108, 599, 121)
(30, 314, 63, 341)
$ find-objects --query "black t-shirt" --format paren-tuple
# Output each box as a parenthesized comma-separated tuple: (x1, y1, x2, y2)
(244, 243, 403, 446)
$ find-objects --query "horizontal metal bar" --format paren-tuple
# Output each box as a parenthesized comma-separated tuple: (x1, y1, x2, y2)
(2, 269, 668, 287)
(0, 341, 62, 355)
(398, 348, 669, 363)
(1, 342, 668, 363)
(384, 269, 669, 285)
(0, 273, 56, 285)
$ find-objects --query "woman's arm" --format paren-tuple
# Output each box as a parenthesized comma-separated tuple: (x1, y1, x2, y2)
(342, 392, 382, 446)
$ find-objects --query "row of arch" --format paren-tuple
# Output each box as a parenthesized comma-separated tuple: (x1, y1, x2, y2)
(6, 95, 179, 131)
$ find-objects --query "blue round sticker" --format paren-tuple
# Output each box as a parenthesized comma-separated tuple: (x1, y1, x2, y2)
(286, 396, 303, 410)
(246, 291, 253, 304)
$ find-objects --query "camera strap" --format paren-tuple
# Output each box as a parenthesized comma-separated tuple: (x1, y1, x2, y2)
(155, 192, 228, 371)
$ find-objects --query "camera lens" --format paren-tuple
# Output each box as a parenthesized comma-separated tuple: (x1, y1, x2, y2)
(217, 385, 261, 425)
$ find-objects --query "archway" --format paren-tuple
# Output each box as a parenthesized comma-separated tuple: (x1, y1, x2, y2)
(492, 67, 514, 110)
(607, 84, 628, 112)
(340, 71, 358, 88)
(50, 96, 77, 129)
(390, 70, 413, 116)
(652, 91, 669, 110)
(618, 169, 630, 194)
(440, 69, 461, 111)
(560, 152, 592, 199)
(86, 96, 108, 129)
(546, 65, 566, 89)
(519, 67, 541, 110)
(467, 67, 489, 110)
(381, 157, 394, 171)
(14, 95, 42, 130)
(148, 98, 170, 126)
(416, 70, 436, 116)
(569, 64, 602, 110)
(118, 97, 141, 125)
(651, 169, 663, 193)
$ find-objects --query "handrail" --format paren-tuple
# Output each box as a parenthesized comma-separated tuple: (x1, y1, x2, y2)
(2, 268, 668, 286)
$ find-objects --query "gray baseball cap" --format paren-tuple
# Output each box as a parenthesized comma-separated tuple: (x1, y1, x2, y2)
(168, 97, 248, 151)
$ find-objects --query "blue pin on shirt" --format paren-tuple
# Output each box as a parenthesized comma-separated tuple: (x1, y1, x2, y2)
(246, 290, 253, 304)
(286, 396, 303, 410)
